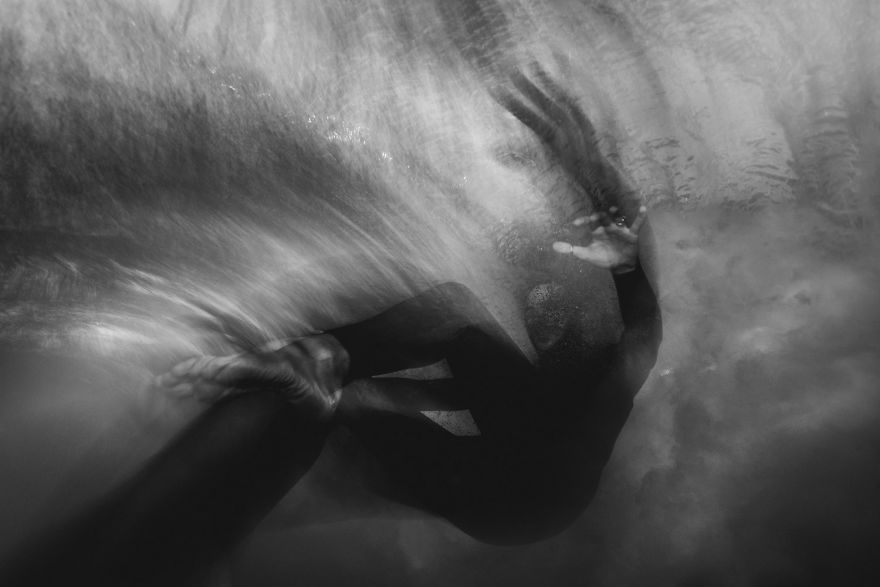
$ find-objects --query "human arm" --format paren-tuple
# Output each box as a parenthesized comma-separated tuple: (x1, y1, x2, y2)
(553, 206, 662, 398)
(154, 334, 350, 422)
(497, 65, 662, 397)
(609, 252, 662, 398)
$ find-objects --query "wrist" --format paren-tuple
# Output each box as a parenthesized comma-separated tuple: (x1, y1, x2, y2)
(611, 261, 638, 275)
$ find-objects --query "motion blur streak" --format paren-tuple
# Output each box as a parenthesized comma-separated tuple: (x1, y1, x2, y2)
(1, 0, 879, 584)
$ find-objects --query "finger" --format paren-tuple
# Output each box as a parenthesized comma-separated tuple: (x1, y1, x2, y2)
(569, 245, 608, 264)
(161, 354, 246, 387)
(191, 381, 238, 403)
(552, 241, 574, 255)
(571, 215, 597, 232)
(593, 211, 611, 227)
(166, 356, 201, 379)
(581, 170, 611, 212)
(531, 65, 628, 210)
(193, 357, 272, 389)
(629, 205, 648, 233)
(202, 354, 242, 376)
(155, 372, 181, 388)
(494, 89, 556, 143)
(511, 69, 570, 126)
(188, 360, 278, 396)
(531, 65, 593, 136)
(604, 223, 638, 243)
(529, 65, 610, 211)
(532, 66, 632, 210)
(596, 164, 628, 210)
(568, 215, 596, 242)
(164, 379, 238, 403)
(531, 64, 602, 164)
(170, 355, 222, 378)
(568, 245, 592, 261)
(164, 381, 196, 397)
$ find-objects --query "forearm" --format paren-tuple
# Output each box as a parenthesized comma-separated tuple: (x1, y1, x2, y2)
(1, 392, 327, 586)
(612, 261, 660, 329)
(610, 261, 662, 397)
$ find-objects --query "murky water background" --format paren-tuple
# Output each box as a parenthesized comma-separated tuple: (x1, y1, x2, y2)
(1, 0, 879, 584)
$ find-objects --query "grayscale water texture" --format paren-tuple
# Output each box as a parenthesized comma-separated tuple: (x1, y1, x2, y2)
(1, 0, 879, 584)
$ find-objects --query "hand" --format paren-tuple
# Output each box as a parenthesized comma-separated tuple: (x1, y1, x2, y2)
(494, 64, 630, 213)
(155, 334, 349, 423)
(552, 206, 647, 273)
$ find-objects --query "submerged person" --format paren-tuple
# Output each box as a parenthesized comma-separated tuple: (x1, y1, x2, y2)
(155, 70, 662, 543)
(0, 70, 660, 586)
(161, 206, 656, 542)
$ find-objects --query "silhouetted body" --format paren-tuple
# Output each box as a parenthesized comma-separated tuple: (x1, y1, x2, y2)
(334, 261, 660, 543)
(0, 69, 662, 586)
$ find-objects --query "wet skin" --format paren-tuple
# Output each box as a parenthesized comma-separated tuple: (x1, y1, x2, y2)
(155, 68, 661, 543)
(0, 68, 661, 585)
